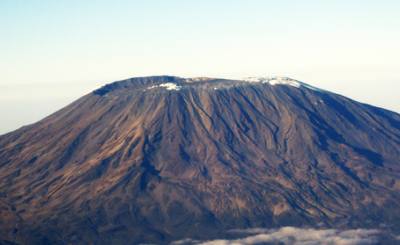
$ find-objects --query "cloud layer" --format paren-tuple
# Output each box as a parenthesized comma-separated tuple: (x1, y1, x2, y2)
(172, 227, 383, 245)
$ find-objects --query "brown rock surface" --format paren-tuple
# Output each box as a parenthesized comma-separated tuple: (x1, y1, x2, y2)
(0, 76, 399, 244)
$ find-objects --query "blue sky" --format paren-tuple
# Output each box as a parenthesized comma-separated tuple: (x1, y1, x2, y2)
(1, 1, 399, 134)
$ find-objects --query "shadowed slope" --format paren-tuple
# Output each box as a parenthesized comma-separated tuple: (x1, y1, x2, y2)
(0, 76, 399, 244)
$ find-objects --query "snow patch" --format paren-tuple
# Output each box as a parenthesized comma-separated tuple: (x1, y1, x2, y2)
(186, 77, 212, 82)
(243, 77, 300, 87)
(147, 83, 182, 91)
(268, 78, 301, 88)
(243, 77, 320, 91)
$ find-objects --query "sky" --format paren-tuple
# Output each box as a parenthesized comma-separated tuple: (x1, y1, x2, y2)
(1, 0, 399, 134)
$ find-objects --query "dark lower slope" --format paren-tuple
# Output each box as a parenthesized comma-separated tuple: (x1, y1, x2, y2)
(0, 76, 399, 244)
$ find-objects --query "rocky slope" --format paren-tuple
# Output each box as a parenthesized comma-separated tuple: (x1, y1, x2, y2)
(0, 76, 399, 244)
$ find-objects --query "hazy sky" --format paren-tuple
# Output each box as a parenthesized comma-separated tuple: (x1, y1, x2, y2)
(1, 0, 399, 134)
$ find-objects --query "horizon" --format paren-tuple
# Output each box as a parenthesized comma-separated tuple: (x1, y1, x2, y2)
(0, 74, 399, 135)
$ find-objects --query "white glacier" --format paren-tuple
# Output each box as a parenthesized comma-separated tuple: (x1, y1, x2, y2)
(243, 76, 320, 91)
(147, 83, 182, 91)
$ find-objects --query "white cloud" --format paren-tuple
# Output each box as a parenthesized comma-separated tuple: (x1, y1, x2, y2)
(172, 227, 382, 245)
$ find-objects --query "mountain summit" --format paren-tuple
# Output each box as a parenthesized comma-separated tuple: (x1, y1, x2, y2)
(1, 76, 400, 244)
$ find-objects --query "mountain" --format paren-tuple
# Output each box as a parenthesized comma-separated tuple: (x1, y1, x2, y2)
(0, 76, 399, 244)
